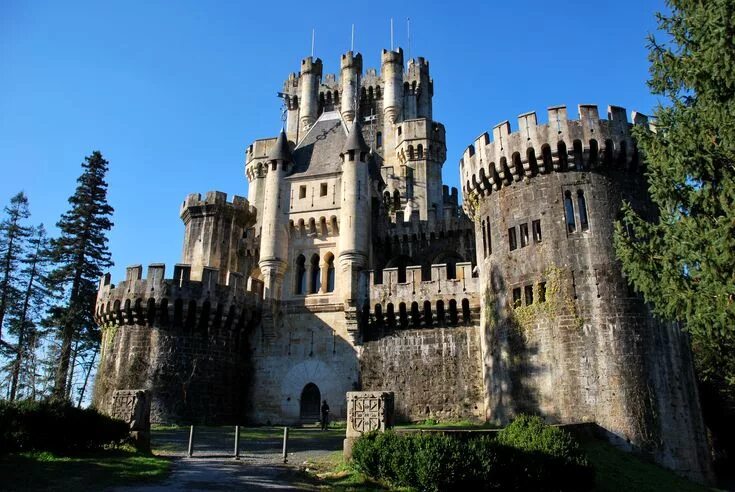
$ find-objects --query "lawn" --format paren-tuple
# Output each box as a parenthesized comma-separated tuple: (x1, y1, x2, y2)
(0, 448, 170, 491)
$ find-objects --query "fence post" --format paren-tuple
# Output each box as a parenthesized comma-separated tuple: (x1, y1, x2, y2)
(234, 425, 240, 460)
(282, 427, 289, 463)
(187, 425, 195, 457)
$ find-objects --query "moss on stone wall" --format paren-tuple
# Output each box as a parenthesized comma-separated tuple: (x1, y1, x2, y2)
(511, 265, 583, 332)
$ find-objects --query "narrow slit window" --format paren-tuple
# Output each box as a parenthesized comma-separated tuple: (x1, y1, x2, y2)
(508, 227, 518, 251)
(486, 219, 492, 254)
(564, 191, 576, 233)
(512, 287, 522, 307)
(481, 220, 488, 258)
(520, 223, 529, 248)
(524, 285, 534, 305)
(532, 219, 542, 242)
(577, 190, 589, 231)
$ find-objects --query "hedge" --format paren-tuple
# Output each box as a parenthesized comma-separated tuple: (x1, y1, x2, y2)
(0, 400, 129, 454)
(351, 415, 594, 491)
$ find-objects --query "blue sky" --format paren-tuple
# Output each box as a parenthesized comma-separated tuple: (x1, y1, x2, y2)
(1, 0, 666, 282)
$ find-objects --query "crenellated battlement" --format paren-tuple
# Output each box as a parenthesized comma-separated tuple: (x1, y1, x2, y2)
(95, 263, 263, 333)
(340, 51, 362, 70)
(181, 191, 255, 215)
(395, 119, 446, 164)
(300, 56, 323, 75)
(460, 104, 652, 197)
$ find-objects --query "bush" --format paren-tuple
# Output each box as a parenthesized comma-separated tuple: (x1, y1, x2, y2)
(351, 415, 595, 491)
(0, 400, 129, 454)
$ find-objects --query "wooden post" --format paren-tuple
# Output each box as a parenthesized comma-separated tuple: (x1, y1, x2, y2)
(187, 425, 195, 457)
(234, 425, 240, 460)
(282, 427, 289, 463)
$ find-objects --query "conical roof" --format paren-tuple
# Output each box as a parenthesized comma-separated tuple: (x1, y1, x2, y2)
(268, 129, 292, 162)
(342, 119, 369, 154)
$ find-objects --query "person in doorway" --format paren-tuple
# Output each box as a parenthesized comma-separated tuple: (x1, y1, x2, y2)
(320, 400, 330, 430)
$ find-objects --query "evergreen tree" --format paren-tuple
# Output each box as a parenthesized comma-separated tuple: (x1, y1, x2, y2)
(614, 0, 735, 468)
(8, 225, 52, 401)
(0, 192, 32, 347)
(47, 151, 113, 400)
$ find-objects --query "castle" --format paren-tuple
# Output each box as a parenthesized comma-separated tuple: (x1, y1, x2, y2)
(92, 47, 712, 481)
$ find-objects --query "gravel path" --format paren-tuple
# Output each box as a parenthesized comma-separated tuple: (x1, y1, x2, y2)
(110, 427, 343, 491)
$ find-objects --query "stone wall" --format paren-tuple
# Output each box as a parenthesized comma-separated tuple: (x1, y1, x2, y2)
(360, 326, 485, 422)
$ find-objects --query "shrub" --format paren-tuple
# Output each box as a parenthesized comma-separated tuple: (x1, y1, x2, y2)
(0, 400, 129, 454)
(351, 415, 595, 491)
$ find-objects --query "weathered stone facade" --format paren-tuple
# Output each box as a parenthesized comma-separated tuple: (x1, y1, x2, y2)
(93, 48, 711, 482)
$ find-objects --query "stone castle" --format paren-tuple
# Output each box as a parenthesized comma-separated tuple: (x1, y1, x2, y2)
(92, 47, 712, 481)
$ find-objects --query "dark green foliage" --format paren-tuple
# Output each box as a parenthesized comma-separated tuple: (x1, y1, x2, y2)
(0, 400, 128, 453)
(47, 151, 114, 399)
(351, 416, 594, 491)
(0, 192, 32, 346)
(613, 0, 735, 474)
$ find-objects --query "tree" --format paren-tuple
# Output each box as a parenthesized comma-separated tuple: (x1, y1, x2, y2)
(47, 151, 114, 400)
(614, 0, 735, 469)
(7, 225, 53, 401)
(0, 192, 32, 347)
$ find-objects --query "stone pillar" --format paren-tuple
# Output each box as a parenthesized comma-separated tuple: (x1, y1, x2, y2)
(344, 391, 395, 459)
(111, 389, 151, 451)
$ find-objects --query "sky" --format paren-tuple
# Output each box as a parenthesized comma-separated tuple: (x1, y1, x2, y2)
(0, 0, 668, 282)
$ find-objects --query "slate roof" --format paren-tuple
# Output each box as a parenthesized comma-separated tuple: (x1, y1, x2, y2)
(291, 111, 347, 177)
(268, 129, 292, 162)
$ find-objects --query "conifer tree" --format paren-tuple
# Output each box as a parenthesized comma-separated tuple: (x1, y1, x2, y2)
(614, 0, 735, 458)
(48, 151, 113, 400)
(8, 225, 52, 401)
(0, 192, 32, 347)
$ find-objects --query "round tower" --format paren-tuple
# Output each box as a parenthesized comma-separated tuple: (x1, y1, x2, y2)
(338, 119, 371, 302)
(461, 104, 712, 483)
(258, 130, 291, 299)
(381, 48, 404, 124)
(299, 57, 322, 131)
(405, 57, 433, 120)
(340, 51, 362, 124)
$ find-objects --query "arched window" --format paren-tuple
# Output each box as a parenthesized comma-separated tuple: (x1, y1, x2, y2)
(393, 190, 401, 211)
(399, 303, 408, 329)
(436, 300, 446, 325)
(295, 254, 306, 294)
(461, 298, 471, 324)
(577, 190, 589, 231)
(558, 141, 568, 171)
(448, 299, 458, 326)
(411, 302, 421, 328)
(417, 144, 424, 159)
(386, 303, 396, 328)
(423, 300, 433, 327)
(564, 191, 576, 233)
(325, 254, 335, 292)
(310, 254, 321, 293)
(408, 145, 415, 160)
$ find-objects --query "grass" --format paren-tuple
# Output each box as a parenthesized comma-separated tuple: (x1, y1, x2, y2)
(301, 451, 408, 491)
(0, 447, 170, 491)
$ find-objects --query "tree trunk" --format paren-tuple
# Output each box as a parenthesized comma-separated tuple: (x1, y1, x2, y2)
(65, 337, 80, 398)
(77, 346, 98, 408)
(53, 267, 83, 400)
(9, 240, 39, 401)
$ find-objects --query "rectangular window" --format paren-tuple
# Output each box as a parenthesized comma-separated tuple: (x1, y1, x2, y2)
(532, 219, 542, 242)
(538, 282, 547, 303)
(508, 227, 517, 251)
(520, 223, 529, 248)
(512, 287, 522, 307)
(299, 186, 307, 199)
(524, 285, 534, 305)
(377, 132, 383, 148)
(320, 183, 328, 196)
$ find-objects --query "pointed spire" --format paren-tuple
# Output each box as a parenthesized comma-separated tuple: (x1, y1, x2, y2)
(342, 118, 369, 154)
(268, 128, 292, 162)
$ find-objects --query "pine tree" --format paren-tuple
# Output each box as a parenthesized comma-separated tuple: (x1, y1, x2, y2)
(8, 225, 52, 401)
(0, 192, 32, 347)
(614, 0, 735, 464)
(48, 151, 114, 400)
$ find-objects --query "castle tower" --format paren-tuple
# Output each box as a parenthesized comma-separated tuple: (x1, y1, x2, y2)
(404, 57, 433, 120)
(380, 48, 404, 125)
(338, 119, 371, 302)
(340, 51, 362, 124)
(180, 191, 256, 284)
(299, 57, 322, 131)
(258, 130, 291, 299)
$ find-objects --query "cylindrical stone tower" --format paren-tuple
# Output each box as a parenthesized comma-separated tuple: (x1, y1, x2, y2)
(299, 57, 322, 130)
(258, 130, 291, 299)
(461, 103, 713, 483)
(340, 51, 362, 124)
(381, 48, 404, 125)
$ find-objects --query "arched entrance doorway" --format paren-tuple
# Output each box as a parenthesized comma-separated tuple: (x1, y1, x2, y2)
(300, 383, 321, 421)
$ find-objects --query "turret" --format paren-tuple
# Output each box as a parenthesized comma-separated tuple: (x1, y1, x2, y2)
(405, 57, 433, 120)
(258, 130, 292, 299)
(299, 57, 322, 131)
(180, 191, 256, 284)
(381, 48, 404, 124)
(340, 51, 362, 124)
(338, 119, 371, 304)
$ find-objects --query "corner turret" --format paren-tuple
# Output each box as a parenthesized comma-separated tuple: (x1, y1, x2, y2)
(299, 57, 323, 131)
(381, 48, 404, 124)
(340, 51, 363, 124)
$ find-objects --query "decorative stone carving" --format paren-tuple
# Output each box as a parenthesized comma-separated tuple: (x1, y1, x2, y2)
(111, 389, 151, 450)
(344, 391, 394, 459)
